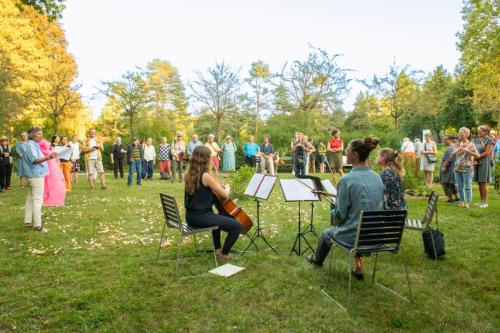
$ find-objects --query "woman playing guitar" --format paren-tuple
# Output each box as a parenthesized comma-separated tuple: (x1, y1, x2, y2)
(184, 146, 242, 260)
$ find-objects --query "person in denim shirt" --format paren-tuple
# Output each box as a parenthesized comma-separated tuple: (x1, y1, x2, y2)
(23, 126, 55, 232)
(308, 136, 384, 281)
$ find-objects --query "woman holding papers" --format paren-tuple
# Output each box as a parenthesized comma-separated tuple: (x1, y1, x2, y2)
(185, 146, 242, 260)
(39, 139, 66, 206)
(58, 136, 73, 192)
(307, 136, 384, 280)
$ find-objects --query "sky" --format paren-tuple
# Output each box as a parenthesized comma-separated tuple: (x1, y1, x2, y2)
(61, 0, 464, 118)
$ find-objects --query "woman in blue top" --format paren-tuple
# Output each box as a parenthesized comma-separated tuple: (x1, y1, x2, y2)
(221, 136, 237, 172)
(308, 136, 384, 280)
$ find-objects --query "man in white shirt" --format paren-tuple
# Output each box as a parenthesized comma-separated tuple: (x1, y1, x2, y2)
(68, 135, 81, 184)
(143, 137, 156, 180)
(82, 128, 107, 190)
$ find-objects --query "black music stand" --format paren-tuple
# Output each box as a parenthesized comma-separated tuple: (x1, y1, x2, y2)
(295, 175, 338, 235)
(241, 174, 278, 256)
(280, 178, 320, 256)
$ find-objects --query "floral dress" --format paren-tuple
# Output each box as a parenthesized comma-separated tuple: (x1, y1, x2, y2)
(380, 168, 406, 210)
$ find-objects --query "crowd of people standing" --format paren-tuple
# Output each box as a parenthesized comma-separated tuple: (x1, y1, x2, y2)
(2, 124, 499, 234)
(400, 125, 498, 209)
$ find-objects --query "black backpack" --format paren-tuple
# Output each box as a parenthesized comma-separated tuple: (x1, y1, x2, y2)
(422, 228, 445, 259)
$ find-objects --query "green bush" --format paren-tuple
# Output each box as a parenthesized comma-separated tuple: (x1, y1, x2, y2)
(226, 166, 255, 200)
(402, 162, 425, 195)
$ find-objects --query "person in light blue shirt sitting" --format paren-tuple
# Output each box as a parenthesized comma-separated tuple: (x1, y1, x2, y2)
(307, 136, 384, 281)
(23, 126, 56, 232)
(243, 135, 260, 168)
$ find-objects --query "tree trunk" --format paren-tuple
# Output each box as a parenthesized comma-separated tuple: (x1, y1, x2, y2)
(255, 89, 260, 137)
(129, 112, 135, 137)
(54, 112, 59, 134)
(215, 116, 221, 143)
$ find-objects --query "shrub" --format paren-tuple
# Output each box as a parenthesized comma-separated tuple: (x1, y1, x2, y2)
(226, 166, 255, 200)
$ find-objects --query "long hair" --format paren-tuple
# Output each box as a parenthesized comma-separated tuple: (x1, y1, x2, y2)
(51, 135, 60, 145)
(349, 136, 379, 162)
(185, 145, 212, 195)
(380, 148, 405, 178)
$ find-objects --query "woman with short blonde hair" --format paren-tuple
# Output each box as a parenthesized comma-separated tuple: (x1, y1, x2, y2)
(453, 127, 479, 208)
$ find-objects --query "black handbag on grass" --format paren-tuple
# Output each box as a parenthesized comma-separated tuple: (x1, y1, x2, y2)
(422, 228, 445, 259)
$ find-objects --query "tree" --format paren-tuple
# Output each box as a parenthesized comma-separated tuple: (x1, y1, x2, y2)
(1, 0, 50, 133)
(363, 60, 421, 132)
(145, 59, 190, 136)
(18, 0, 65, 20)
(418, 66, 453, 138)
(101, 70, 150, 137)
(96, 96, 123, 139)
(442, 76, 476, 131)
(344, 92, 373, 131)
(245, 60, 271, 136)
(190, 61, 240, 141)
(457, 0, 500, 130)
(0, 1, 86, 137)
(278, 47, 350, 115)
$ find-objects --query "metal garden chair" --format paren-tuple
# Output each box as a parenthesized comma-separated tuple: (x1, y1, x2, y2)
(405, 191, 439, 258)
(158, 193, 218, 268)
(325, 210, 411, 308)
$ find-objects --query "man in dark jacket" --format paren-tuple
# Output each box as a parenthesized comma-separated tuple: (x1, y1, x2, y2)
(0, 136, 13, 192)
(126, 136, 144, 186)
(110, 137, 126, 179)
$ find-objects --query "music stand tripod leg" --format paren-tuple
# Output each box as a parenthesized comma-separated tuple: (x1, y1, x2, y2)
(241, 228, 259, 256)
(290, 201, 303, 255)
(241, 198, 279, 256)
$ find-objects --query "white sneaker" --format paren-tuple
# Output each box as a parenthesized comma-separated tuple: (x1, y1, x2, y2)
(479, 203, 489, 208)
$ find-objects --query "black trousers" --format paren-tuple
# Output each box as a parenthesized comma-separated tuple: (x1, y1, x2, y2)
(245, 156, 256, 168)
(0, 163, 13, 189)
(186, 211, 242, 254)
(113, 158, 124, 178)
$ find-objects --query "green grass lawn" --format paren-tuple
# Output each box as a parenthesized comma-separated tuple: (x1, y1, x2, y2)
(0, 173, 499, 332)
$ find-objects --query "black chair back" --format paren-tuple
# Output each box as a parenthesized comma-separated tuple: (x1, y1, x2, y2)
(423, 192, 439, 227)
(354, 210, 408, 254)
(159, 193, 182, 232)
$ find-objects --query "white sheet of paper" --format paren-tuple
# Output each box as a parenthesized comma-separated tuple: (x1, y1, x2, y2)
(321, 179, 337, 196)
(280, 179, 319, 202)
(256, 175, 277, 200)
(209, 263, 245, 277)
(244, 173, 265, 197)
(55, 146, 73, 160)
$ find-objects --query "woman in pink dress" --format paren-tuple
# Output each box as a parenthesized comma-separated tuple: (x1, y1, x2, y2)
(39, 139, 66, 206)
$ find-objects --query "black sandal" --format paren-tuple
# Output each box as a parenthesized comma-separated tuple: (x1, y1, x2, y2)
(307, 255, 322, 267)
(351, 269, 364, 281)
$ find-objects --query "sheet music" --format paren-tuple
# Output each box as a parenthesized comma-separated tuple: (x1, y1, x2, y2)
(255, 175, 277, 200)
(55, 146, 73, 160)
(321, 179, 337, 196)
(280, 179, 319, 202)
(209, 263, 245, 277)
(244, 173, 265, 197)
